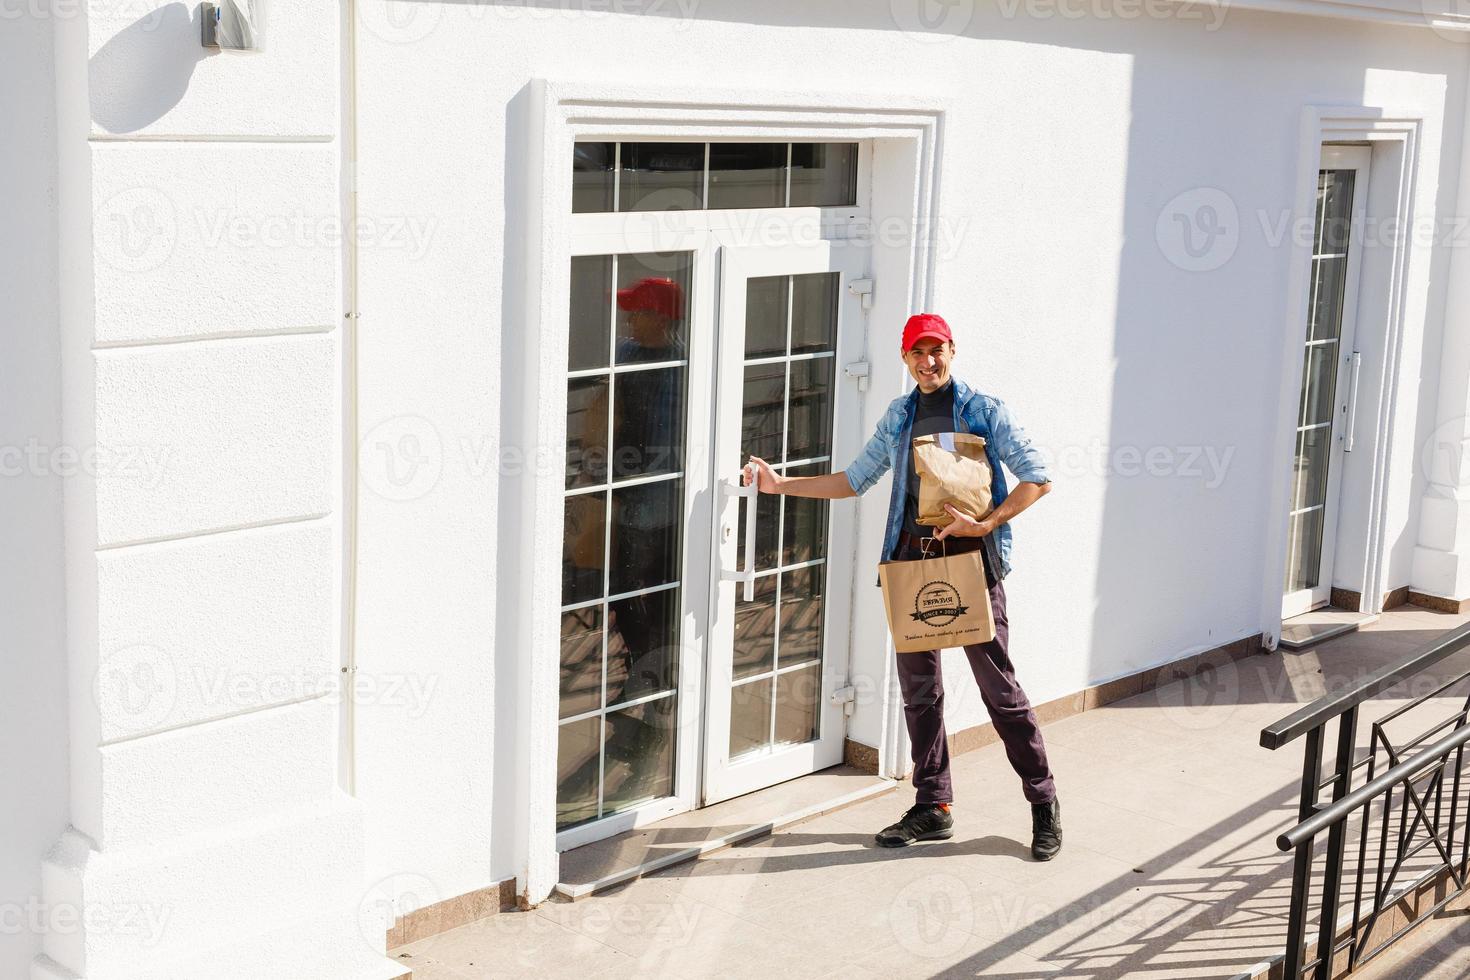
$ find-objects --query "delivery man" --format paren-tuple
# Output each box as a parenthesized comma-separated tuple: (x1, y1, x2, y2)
(743, 313, 1061, 861)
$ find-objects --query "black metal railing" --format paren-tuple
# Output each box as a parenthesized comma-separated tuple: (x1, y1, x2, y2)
(1260, 620, 1470, 979)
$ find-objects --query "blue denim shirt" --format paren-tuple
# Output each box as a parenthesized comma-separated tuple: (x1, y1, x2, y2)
(843, 377, 1051, 577)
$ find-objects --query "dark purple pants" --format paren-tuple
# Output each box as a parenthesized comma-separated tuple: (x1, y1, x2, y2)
(892, 532, 1056, 806)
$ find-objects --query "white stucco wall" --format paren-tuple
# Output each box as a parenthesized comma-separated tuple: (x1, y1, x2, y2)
(351, 0, 1468, 910)
(31, 2, 398, 976)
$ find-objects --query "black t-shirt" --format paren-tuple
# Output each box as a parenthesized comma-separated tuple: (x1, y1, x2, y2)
(904, 381, 956, 538)
(903, 379, 1002, 583)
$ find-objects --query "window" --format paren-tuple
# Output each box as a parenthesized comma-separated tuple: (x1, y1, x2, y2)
(571, 142, 858, 214)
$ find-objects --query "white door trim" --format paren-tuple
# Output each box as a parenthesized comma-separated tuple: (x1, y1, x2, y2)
(509, 81, 945, 903)
(1261, 107, 1424, 648)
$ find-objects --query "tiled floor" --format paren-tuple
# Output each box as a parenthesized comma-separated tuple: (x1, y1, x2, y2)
(392, 607, 1470, 980)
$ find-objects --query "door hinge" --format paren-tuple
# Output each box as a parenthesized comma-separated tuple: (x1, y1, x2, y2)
(831, 685, 857, 716)
(848, 278, 874, 311)
(844, 360, 870, 393)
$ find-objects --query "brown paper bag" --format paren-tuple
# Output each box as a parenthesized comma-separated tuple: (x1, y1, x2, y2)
(913, 433, 993, 528)
(879, 541, 996, 652)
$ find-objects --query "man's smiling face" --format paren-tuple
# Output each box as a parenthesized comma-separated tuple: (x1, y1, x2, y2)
(904, 339, 955, 394)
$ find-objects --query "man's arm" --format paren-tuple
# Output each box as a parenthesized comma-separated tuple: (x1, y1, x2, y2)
(935, 396, 1052, 540)
(935, 480, 1049, 539)
(743, 456, 856, 499)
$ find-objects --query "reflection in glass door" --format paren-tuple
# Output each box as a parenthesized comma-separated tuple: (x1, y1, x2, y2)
(558, 250, 694, 831)
(1283, 146, 1370, 618)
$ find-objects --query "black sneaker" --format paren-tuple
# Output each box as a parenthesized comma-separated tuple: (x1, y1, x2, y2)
(874, 803, 954, 847)
(1031, 798, 1062, 861)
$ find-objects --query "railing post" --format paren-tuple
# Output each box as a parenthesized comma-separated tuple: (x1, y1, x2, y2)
(1285, 725, 1325, 980)
(1313, 705, 1359, 979)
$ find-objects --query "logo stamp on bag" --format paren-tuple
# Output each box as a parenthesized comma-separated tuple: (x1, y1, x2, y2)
(911, 580, 968, 628)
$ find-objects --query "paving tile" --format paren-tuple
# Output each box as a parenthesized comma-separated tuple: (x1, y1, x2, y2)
(390, 910, 631, 979)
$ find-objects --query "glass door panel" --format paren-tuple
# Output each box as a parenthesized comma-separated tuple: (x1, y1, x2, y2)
(704, 242, 866, 805)
(1283, 146, 1370, 618)
(557, 249, 693, 832)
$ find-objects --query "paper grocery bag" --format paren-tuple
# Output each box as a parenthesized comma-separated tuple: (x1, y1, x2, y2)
(879, 541, 996, 652)
(913, 433, 993, 528)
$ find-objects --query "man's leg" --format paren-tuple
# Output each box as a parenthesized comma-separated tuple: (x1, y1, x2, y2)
(960, 577, 1056, 805)
(893, 647, 954, 805)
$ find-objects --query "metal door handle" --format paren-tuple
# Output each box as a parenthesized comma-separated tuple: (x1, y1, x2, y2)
(1344, 351, 1362, 453)
(722, 471, 758, 601)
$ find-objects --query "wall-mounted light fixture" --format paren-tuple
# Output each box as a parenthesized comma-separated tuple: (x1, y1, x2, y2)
(202, 0, 267, 51)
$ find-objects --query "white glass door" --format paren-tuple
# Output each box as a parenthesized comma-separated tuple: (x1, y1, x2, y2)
(702, 241, 868, 805)
(1283, 145, 1370, 618)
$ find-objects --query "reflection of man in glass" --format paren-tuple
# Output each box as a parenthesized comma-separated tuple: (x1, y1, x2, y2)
(603, 277, 687, 804)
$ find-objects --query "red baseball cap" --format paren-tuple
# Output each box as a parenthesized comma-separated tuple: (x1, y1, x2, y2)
(901, 313, 953, 352)
(616, 277, 684, 319)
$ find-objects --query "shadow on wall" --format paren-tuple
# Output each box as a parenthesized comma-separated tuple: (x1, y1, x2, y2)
(90, 3, 206, 134)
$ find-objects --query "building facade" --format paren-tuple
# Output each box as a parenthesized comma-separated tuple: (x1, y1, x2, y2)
(8, 0, 1470, 975)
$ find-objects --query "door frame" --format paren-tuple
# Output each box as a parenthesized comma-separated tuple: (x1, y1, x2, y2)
(509, 81, 944, 901)
(1281, 145, 1372, 619)
(1260, 107, 1425, 648)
